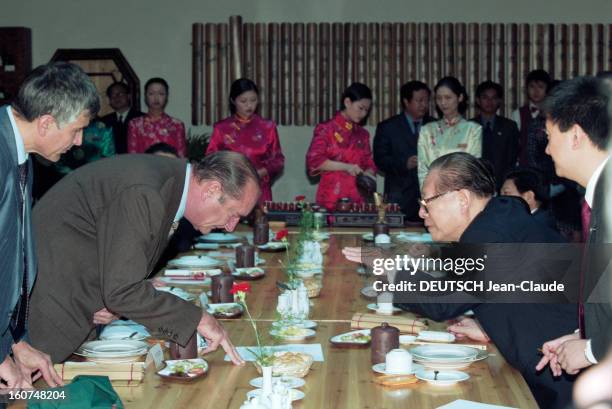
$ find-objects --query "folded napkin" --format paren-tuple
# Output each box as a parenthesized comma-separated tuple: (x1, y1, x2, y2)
(28, 375, 124, 409)
(351, 312, 427, 334)
(417, 330, 455, 342)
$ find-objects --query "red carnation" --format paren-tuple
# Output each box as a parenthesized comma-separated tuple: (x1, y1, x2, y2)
(295, 195, 306, 202)
(230, 282, 252, 295)
(275, 228, 289, 241)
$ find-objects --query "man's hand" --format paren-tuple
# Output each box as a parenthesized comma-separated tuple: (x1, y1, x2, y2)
(406, 155, 418, 169)
(555, 339, 592, 375)
(447, 317, 490, 343)
(0, 355, 30, 391)
(12, 341, 63, 387)
(197, 312, 244, 366)
(535, 332, 580, 376)
(342, 246, 384, 267)
(93, 308, 120, 325)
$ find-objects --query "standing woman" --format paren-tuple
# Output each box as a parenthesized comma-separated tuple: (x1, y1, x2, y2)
(417, 76, 482, 186)
(206, 78, 284, 202)
(127, 77, 187, 156)
(306, 82, 377, 211)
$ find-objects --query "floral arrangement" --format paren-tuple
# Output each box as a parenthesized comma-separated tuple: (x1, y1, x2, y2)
(231, 282, 274, 366)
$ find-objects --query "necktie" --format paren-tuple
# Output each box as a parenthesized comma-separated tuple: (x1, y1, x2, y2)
(414, 121, 421, 134)
(530, 106, 540, 118)
(578, 199, 591, 338)
(10, 162, 30, 341)
(117, 112, 124, 124)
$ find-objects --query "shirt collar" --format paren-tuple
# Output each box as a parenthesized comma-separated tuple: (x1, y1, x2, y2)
(174, 163, 191, 222)
(7, 106, 28, 164)
(585, 156, 610, 207)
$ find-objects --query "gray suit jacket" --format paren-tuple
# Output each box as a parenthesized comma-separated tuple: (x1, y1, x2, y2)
(28, 155, 202, 362)
(0, 105, 36, 361)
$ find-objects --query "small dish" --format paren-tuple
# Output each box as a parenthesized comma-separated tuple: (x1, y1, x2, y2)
(249, 376, 305, 389)
(257, 242, 288, 252)
(372, 362, 423, 376)
(157, 358, 209, 381)
(206, 303, 244, 318)
(415, 369, 469, 386)
(399, 335, 417, 344)
(232, 267, 266, 280)
(330, 329, 371, 346)
(269, 327, 316, 341)
(246, 388, 304, 402)
(272, 320, 317, 329)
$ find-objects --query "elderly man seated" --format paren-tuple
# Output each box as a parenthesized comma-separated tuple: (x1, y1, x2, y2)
(344, 152, 578, 409)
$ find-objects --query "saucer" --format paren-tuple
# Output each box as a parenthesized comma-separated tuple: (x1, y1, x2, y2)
(272, 320, 317, 329)
(246, 388, 304, 402)
(249, 376, 305, 389)
(367, 303, 402, 315)
(372, 363, 423, 376)
(415, 369, 469, 386)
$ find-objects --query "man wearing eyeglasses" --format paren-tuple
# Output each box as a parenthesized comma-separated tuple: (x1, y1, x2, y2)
(344, 152, 577, 408)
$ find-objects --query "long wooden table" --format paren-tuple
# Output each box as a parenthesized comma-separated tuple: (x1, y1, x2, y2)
(12, 229, 538, 409)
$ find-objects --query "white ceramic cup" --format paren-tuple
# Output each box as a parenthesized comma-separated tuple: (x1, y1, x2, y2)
(377, 302, 394, 314)
(385, 348, 413, 374)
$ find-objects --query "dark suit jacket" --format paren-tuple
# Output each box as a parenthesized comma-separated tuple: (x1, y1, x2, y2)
(373, 113, 434, 221)
(470, 115, 519, 189)
(0, 106, 36, 361)
(28, 155, 202, 362)
(584, 160, 612, 360)
(397, 197, 576, 409)
(532, 207, 557, 231)
(101, 108, 144, 154)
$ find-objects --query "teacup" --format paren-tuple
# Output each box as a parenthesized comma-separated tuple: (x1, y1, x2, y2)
(385, 348, 413, 374)
(377, 302, 394, 314)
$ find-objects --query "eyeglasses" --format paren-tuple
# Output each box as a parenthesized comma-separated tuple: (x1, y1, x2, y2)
(418, 190, 457, 213)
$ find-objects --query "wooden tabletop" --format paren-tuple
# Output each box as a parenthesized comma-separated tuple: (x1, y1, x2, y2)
(11, 229, 538, 409)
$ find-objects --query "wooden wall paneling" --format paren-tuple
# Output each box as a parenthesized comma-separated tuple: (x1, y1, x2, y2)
(192, 24, 204, 125)
(229, 15, 243, 81)
(217, 24, 229, 121)
(367, 22, 380, 124)
(493, 24, 507, 116)
(319, 23, 331, 123)
(242, 23, 255, 82)
(305, 23, 318, 125)
(254, 23, 268, 120)
(380, 22, 393, 119)
(507, 24, 520, 112)
(293, 23, 306, 126)
(354, 23, 368, 86)
(280, 23, 292, 125)
(331, 23, 345, 117)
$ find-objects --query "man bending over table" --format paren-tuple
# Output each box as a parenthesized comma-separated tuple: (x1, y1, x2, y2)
(27, 151, 259, 365)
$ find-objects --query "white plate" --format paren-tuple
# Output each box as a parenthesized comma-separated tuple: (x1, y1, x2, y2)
(206, 303, 244, 317)
(193, 243, 220, 250)
(372, 363, 423, 376)
(164, 268, 222, 278)
(269, 328, 316, 341)
(79, 340, 148, 354)
(257, 242, 288, 251)
(158, 276, 211, 286)
(417, 350, 489, 370)
(415, 369, 469, 386)
(272, 320, 317, 329)
(249, 376, 305, 389)
(362, 233, 375, 242)
(155, 286, 196, 301)
(410, 345, 479, 362)
(361, 286, 378, 298)
(367, 303, 403, 315)
(198, 233, 241, 243)
(399, 335, 417, 344)
(168, 256, 223, 268)
(330, 329, 371, 345)
(99, 332, 148, 341)
(395, 232, 433, 243)
(99, 322, 150, 341)
(417, 331, 456, 343)
(247, 388, 304, 402)
(157, 358, 209, 380)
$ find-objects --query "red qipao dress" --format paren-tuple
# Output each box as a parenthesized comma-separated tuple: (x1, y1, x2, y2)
(306, 112, 377, 211)
(127, 113, 187, 157)
(206, 114, 285, 202)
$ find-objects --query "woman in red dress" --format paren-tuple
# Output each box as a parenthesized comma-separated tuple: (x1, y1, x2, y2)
(306, 83, 377, 211)
(127, 77, 187, 156)
(206, 78, 284, 202)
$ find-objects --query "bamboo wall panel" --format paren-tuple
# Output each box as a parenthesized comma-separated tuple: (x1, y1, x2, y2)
(192, 18, 612, 126)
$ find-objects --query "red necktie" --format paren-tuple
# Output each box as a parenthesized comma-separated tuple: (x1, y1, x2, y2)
(578, 199, 591, 338)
